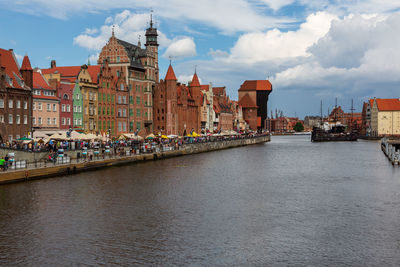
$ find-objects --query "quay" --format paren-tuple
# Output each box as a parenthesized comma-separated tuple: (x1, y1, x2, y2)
(381, 137, 400, 165)
(0, 135, 270, 185)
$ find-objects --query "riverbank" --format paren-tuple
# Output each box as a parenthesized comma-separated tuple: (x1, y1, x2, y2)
(0, 135, 270, 185)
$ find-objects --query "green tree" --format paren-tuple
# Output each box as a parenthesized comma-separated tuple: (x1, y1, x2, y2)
(293, 122, 304, 132)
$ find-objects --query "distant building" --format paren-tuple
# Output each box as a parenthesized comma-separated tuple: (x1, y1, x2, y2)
(0, 49, 32, 141)
(304, 116, 321, 128)
(238, 80, 272, 131)
(371, 98, 400, 136)
(329, 106, 362, 131)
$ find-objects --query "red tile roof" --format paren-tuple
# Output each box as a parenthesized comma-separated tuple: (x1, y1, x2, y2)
(165, 65, 177, 81)
(238, 93, 257, 108)
(0, 48, 26, 90)
(200, 85, 209, 91)
(239, 80, 272, 91)
(191, 73, 200, 87)
(87, 65, 100, 83)
(20, 55, 32, 71)
(33, 71, 54, 90)
(42, 66, 81, 78)
(375, 98, 400, 111)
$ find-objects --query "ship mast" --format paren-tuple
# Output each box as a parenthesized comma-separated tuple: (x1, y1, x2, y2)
(320, 100, 323, 127)
(350, 99, 355, 131)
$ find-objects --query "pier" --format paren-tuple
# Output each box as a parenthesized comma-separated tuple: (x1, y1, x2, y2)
(381, 138, 400, 165)
(0, 135, 270, 185)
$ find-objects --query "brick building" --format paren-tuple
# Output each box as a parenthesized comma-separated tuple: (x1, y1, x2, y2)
(58, 82, 74, 130)
(97, 60, 116, 136)
(0, 49, 32, 141)
(238, 80, 272, 131)
(97, 17, 158, 136)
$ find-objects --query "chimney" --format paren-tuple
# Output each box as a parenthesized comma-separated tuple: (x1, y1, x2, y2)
(51, 60, 56, 68)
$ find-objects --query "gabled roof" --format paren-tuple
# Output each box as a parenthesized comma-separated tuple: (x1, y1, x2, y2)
(238, 93, 257, 108)
(200, 85, 209, 91)
(375, 98, 400, 111)
(165, 65, 177, 81)
(87, 65, 101, 83)
(191, 73, 200, 87)
(0, 48, 27, 90)
(21, 55, 32, 71)
(239, 80, 272, 91)
(33, 71, 54, 90)
(42, 66, 81, 78)
(116, 38, 146, 70)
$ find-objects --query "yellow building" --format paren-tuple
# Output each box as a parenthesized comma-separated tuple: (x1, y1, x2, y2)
(78, 65, 100, 133)
(371, 98, 400, 136)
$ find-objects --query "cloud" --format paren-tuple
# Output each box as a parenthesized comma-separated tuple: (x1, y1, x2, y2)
(163, 37, 196, 60)
(271, 12, 400, 99)
(208, 48, 229, 59)
(258, 0, 296, 11)
(224, 12, 337, 64)
(73, 10, 172, 52)
(0, 0, 291, 33)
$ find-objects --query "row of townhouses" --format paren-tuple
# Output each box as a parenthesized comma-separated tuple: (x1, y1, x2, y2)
(0, 18, 272, 141)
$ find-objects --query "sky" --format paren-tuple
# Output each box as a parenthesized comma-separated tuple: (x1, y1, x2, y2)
(1, 0, 400, 118)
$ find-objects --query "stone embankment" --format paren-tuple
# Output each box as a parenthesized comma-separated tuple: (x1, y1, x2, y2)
(0, 135, 270, 185)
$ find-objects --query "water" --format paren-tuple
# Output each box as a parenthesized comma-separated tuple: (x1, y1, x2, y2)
(0, 136, 400, 266)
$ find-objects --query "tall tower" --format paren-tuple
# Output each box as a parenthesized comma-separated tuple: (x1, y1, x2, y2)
(20, 54, 33, 89)
(145, 12, 159, 82)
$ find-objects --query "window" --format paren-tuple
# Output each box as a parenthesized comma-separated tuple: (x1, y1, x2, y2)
(118, 122, 122, 132)
(130, 109, 133, 116)
(123, 122, 127, 132)
(116, 56, 120, 63)
(47, 104, 51, 111)
(67, 118, 70, 125)
(0, 115, 3, 123)
(129, 96, 133, 104)
(136, 122, 141, 131)
(53, 104, 56, 112)
(136, 96, 140, 105)
(136, 109, 140, 117)
(32, 117, 36, 125)
(76, 94, 80, 100)
(24, 115, 27, 125)
(16, 100, 20, 109)
(8, 100, 13, 108)
(120, 84, 124, 91)
(67, 105, 70, 112)
(118, 96, 122, 104)
(62, 104, 66, 112)
(24, 101, 27, 109)
(0, 99, 3, 108)
(122, 109, 126, 117)
(74, 106, 77, 112)
(16, 115, 20, 124)
(62, 118, 66, 125)
(8, 114, 12, 124)
(118, 109, 122, 117)
(38, 103, 42, 110)
(47, 118, 51, 125)
(117, 70, 120, 77)
(38, 117, 42, 125)
(63, 94, 69, 100)
(74, 119, 77, 126)
(53, 118, 57, 125)
(123, 96, 126, 104)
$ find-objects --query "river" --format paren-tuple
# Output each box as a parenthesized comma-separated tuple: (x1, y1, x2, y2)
(0, 136, 400, 266)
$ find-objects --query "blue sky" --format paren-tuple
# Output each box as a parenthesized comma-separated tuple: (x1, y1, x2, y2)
(1, 0, 400, 118)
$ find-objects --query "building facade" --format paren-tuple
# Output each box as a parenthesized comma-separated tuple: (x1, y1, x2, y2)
(0, 49, 32, 141)
(72, 82, 83, 131)
(238, 80, 272, 131)
(32, 71, 59, 131)
(58, 82, 73, 130)
(371, 98, 400, 136)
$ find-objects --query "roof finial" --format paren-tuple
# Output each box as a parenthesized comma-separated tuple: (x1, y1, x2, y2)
(150, 9, 154, 28)
(112, 25, 115, 36)
(169, 56, 172, 66)
(195, 65, 197, 74)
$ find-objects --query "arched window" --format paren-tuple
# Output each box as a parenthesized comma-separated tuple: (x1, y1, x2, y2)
(63, 94, 69, 100)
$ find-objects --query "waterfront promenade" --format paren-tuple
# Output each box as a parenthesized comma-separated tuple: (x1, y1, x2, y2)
(0, 135, 270, 184)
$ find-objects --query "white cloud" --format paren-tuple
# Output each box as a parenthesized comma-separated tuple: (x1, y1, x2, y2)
(208, 48, 229, 59)
(258, 0, 296, 11)
(0, 0, 291, 33)
(73, 10, 171, 52)
(163, 37, 197, 60)
(225, 12, 337, 64)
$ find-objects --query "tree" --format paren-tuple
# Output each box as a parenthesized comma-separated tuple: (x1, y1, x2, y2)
(293, 122, 304, 132)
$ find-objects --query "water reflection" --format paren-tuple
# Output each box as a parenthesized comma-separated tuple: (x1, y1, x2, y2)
(0, 136, 400, 266)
